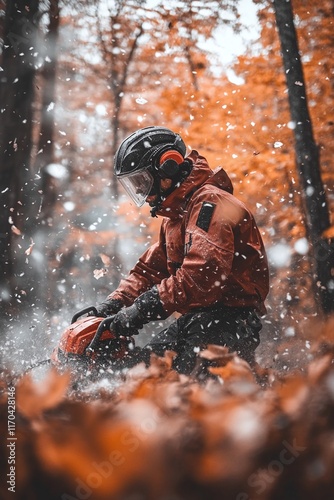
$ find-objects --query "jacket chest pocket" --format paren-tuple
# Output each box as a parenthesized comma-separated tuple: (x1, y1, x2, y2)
(166, 240, 184, 273)
(165, 223, 185, 273)
(164, 219, 188, 274)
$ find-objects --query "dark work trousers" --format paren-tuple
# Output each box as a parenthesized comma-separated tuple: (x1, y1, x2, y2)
(124, 306, 262, 376)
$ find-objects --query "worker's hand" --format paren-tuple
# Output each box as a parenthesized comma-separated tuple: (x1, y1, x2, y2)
(112, 303, 144, 336)
(91, 298, 124, 318)
(112, 286, 168, 336)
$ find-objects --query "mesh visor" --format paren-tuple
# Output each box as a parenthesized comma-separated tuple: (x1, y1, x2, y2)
(118, 169, 154, 207)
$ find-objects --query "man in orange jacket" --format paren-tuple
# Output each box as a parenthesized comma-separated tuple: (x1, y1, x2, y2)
(94, 126, 269, 374)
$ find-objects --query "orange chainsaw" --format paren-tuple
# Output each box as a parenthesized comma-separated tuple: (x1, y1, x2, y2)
(23, 307, 135, 377)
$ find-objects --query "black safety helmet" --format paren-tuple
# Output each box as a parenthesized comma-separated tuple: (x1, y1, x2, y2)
(114, 126, 191, 216)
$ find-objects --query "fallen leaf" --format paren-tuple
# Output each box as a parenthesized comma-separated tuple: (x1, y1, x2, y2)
(16, 368, 70, 419)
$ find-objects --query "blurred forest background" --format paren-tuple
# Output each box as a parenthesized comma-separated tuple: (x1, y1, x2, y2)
(0, 0, 333, 370)
(1, 3, 334, 498)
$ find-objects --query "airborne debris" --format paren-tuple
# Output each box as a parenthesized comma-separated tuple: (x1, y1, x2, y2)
(25, 239, 35, 256)
(93, 268, 107, 280)
(11, 225, 22, 236)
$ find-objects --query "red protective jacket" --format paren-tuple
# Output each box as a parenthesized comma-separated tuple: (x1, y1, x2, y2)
(109, 151, 269, 316)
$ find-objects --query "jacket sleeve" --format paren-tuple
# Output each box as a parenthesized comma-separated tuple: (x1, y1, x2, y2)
(156, 192, 240, 315)
(108, 222, 170, 306)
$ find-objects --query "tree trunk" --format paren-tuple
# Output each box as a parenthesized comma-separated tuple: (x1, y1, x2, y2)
(273, 0, 334, 314)
(0, 0, 39, 311)
(34, 0, 60, 223)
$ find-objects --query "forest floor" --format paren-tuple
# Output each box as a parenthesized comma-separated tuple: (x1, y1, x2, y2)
(1, 317, 334, 500)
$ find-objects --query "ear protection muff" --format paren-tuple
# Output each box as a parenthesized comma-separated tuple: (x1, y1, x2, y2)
(158, 150, 184, 178)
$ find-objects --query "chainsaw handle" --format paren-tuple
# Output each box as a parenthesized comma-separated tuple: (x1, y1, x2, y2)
(71, 306, 98, 324)
(86, 315, 115, 355)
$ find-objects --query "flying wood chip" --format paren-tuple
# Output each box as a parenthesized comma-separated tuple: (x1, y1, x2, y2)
(11, 224, 22, 235)
(99, 253, 111, 266)
(93, 268, 107, 280)
(25, 240, 35, 255)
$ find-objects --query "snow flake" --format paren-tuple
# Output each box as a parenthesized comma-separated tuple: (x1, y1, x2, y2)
(96, 103, 107, 116)
(285, 327, 295, 337)
(45, 163, 68, 180)
(274, 141, 283, 148)
(294, 238, 309, 255)
(63, 201, 75, 212)
(267, 243, 292, 268)
(136, 97, 148, 105)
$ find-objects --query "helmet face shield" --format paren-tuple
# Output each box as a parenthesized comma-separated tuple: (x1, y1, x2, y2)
(118, 169, 154, 207)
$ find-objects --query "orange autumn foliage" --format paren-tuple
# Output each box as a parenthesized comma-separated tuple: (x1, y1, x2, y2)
(43, 0, 334, 329)
(2, 324, 334, 500)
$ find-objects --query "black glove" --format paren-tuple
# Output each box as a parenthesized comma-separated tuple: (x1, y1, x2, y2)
(92, 298, 124, 318)
(112, 286, 168, 336)
(112, 303, 144, 336)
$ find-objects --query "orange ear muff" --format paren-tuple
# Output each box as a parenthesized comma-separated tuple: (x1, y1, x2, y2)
(159, 150, 184, 165)
(159, 150, 184, 178)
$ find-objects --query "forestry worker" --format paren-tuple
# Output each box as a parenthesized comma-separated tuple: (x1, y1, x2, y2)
(92, 126, 269, 375)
